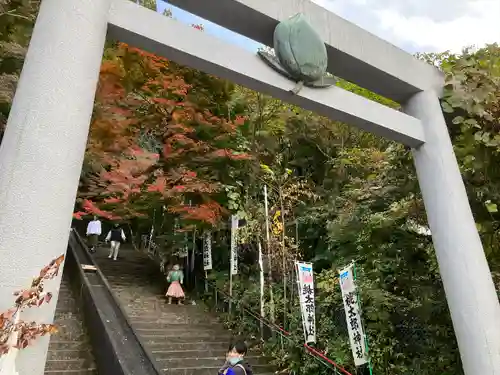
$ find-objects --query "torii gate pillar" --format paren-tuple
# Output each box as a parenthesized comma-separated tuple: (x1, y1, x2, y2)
(406, 90, 500, 374)
(0, 0, 111, 374)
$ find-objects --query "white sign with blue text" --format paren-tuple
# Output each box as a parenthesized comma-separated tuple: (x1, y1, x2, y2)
(339, 264, 368, 366)
(203, 230, 212, 271)
(230, 215, 239, 275)
(296, 261, 316, 344)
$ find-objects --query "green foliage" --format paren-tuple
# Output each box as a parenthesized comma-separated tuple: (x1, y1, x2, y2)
(438, 45, 500, 266)
(0, 0, 39, 139)
(136, 0, 157, 11)
(200, 45, 500, 375)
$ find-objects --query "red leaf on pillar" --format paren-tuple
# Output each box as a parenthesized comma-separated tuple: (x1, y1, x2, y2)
(73, 211, 86, 220)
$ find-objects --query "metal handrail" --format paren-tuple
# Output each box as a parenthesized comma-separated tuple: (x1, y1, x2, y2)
(201, 279, 353, 375)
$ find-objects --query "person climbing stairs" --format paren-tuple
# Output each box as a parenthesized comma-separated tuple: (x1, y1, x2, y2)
(93, 246, 275, 375)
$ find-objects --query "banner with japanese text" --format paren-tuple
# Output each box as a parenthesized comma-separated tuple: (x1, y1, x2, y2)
(203, 230, 212, 271)
(230, 215, 239, 275)
(296, 261, 316, 344)
(339, 264, 368, 366)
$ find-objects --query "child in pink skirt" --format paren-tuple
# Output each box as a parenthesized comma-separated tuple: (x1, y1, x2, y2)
(166, 264, 185, 305)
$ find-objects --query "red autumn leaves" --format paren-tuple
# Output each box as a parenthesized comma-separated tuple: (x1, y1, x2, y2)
(76, 42, 251, 225)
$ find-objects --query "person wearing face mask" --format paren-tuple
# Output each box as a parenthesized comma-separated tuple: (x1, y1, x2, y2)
(165, 264, 185, 305)
(218, 341, 253, 375)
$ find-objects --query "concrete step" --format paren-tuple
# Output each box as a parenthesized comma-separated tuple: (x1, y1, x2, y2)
(45, 270, 96, 375)
(94, 251, 276, 375)
(114, 294, 166, 301)
(111, 289, 157, 295)
(55, 296, 77, 303)
(106, 278, 153, 283)
(161, 365, 274, 375)
(55, 299, 80, 310)
(56, 294, 73, 299)
(47, 349, 93, 361)
(45, 358, 96, 371)
(107, 276, 152, 281)
(139, 330, 230, 340)
(127, 314, 218, 325)
(162, 366, 232, 375)
(113, 280, 150, 288)
(149, 349, 226, 358)
(44, 370, 97, 375)
(133, 322, 221, 331)
(124, 306, 216, 316)
(52, 318, 86, 331)
(125, 306, 216, 316)
(46, 341, 90, 351)
(110, 286, 160, 291)
(146, 341, 229, 352)
(141, 334, 230, 345)
(156, 356, 269, 368)
(120, 303, 165, 310)
(150, 349, 262, 359)
(52, 330, 88, 342)
(54, 312, 80, 321)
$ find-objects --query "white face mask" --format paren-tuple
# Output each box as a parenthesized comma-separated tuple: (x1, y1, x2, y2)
(229, 357, 242, 365)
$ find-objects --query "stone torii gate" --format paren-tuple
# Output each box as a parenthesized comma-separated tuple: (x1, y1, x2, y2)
(0, 0, 499, 374)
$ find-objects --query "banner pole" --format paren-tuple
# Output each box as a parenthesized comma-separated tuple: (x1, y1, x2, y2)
(205, 270, 208, 293)
(258, 241, 265, 339)
(229, 236, 233, 314)
(353, 262, 373, 375)
(229, 218, 233, 313)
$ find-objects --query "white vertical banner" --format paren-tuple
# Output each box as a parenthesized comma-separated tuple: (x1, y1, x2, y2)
(203, 230, 213, 271)
(258, 241, 265, 320)
(230, 215, 239, 275)
(339, 264, 368, 367)
(295, 261, 316, 344)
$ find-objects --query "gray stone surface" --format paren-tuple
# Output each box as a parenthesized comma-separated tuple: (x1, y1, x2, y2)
(167, 0, 444, 102)
(406, 90, 500, 375)
(0, 0, 111, 374)
(93, 246, 273, 375)
(44, 273, 97, 375)
(108, 0, 425, 147)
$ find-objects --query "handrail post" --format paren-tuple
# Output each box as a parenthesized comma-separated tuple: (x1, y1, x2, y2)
(204, 270, 208, 293)
(214, 288, 218, 311)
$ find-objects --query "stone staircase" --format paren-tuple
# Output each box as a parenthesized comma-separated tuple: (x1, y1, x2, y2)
(44, 272, 97, 375)
(93, 246, 274, 375)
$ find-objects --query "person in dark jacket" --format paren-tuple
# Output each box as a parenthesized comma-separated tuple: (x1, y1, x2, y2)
(105, 223, 126, 260)
(218, 341, 253, 375)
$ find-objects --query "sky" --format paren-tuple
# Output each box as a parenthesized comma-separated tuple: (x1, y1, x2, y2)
(157, 0, 499, 54)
